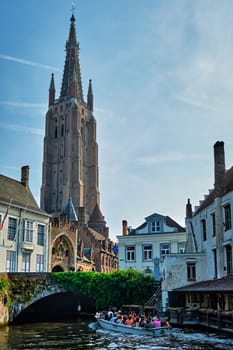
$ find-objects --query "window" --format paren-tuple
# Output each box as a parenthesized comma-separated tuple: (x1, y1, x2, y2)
(36, 254, 44, 272)
(225, 245, 232, 274)
(7, 218, 17, 241)
(211, 213, 216, 237)
(201, 219, 207, 241)
(23, 220, 33, 243)
(160, 243, 170, 256)
(224, 204, 231, 231)
(6, 250, 16, 272)
(22, 252, 30, 272)
(187, 262, 196, 281)
(37, 225, 45, 246)
(54, 125, 58, 139)
(143, 244, 152, 261)
(178, 242, 186, 253)
(126, 245, 135, 261)
(151, 220, 161, 232)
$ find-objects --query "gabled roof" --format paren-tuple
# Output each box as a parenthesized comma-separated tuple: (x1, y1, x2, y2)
(135, 213, 185, 232)
(0, 174, 45, 214)
(195, 165, 233, 215)
(173, 275, 233, 292)
(88, 204, 105, 223)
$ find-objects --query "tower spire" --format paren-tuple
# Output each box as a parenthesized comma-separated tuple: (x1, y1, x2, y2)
(60, 13, 83, 102)
(87, 79, 94, 111)
(48, 73, 55, 106)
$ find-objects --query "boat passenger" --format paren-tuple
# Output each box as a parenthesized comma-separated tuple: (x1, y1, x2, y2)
(152, 315, 161, 328)
(109, 313, 118, 322)
(124, 315, 135, 326)
(163, 317, 171, 328)
(107, 309, 114, 321)
(115, 314, 123, 324)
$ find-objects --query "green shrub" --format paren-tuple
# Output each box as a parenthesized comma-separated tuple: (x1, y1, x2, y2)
(52, 270, 157, 310)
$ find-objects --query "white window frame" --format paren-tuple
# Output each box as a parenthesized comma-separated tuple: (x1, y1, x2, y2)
(160, 243, 170, 256)
(36, 254, 44, 272)
(126, 245, 135, 261)
(22, 252, 30, 272)
(23, 220, 33, 243)
(143, 244, 152, 261)
(6, 250, 16, 272)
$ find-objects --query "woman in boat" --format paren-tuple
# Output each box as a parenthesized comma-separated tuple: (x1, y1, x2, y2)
(152, 315, 161, 328)
(124, 314, 135, 326)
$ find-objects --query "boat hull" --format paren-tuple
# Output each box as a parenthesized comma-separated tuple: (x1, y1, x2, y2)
(97, 318, 171, 337)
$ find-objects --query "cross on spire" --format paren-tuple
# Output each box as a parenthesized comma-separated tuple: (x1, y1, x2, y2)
(71, 2, 76, 16)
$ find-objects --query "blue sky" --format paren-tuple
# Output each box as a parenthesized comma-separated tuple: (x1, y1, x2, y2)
(1, 0, 233, 240)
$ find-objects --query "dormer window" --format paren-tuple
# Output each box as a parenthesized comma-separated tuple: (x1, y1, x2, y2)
(151, 220, 161, 232)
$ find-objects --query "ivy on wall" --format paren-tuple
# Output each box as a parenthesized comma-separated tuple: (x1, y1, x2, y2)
(52, 269, 158, 310)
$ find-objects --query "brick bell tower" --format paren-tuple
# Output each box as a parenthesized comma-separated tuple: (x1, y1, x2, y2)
(40, 13, 104, 232)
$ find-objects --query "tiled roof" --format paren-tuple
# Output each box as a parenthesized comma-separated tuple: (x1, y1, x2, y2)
(135, 214, 185, 232)
(65, 194, 78, 221)
(165, 216, 185, 232)
(174, 275, 233, 292)
(0, 174, 45, 214)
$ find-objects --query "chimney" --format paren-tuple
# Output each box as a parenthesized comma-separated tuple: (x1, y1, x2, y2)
(186, 198, 192, 219)
(122, 220, 128, 236)
(214, 141, 225, 196)
(21, 166, 29, 190)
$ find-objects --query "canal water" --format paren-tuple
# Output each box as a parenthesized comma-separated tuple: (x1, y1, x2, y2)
(0, 318, 232, 349)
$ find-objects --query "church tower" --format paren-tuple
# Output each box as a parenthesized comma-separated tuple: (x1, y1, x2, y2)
(40, 13, 101, 228)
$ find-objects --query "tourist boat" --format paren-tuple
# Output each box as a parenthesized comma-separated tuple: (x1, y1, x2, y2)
(96, 318, 172, 337)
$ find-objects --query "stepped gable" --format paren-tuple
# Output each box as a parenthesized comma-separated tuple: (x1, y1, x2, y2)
(0, 174, 44, 214)
(195, 165, 233, 215)
(88, 227, 105, 241)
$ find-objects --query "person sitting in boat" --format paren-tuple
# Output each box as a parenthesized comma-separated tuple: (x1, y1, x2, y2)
(106, 308, 114, 321)
(109, 312, 118, 322)
(115, 314, 123, 324)
(124, 314, 135, 326)
(163, 317, 171, 328)
(152, 315, 161, 328)
(139, 315, 147, 327)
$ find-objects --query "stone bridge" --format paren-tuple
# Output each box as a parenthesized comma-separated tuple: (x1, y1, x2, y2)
(0, 273, 95, 325)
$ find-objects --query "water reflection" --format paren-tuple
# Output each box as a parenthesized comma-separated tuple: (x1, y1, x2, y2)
(0, 318, 232, 350)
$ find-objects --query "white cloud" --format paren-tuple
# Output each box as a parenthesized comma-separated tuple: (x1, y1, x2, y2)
(0, 123, 44, 136)
(0, 54, 61, 72)
(0, 101, 46, 109)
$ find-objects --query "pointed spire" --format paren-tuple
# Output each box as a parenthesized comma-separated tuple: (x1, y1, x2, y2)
(65, 193, 78, 222)
(60, 14, 83, 102)
(87, 79, 94, 111)
(49, 73, 55, 106)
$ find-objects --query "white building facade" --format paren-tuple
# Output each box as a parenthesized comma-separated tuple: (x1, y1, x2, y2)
(117, 214, 186, 309)
(0, 166, 51, 272)
(162, 141, 233, 310)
